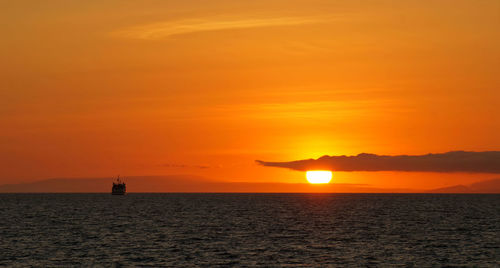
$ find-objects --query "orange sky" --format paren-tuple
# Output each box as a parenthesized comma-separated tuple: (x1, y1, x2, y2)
(1, 0, 499, 191)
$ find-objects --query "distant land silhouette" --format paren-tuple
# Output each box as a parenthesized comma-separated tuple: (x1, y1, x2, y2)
(426, 178, 500, 193)
(0, 176, 499, 193)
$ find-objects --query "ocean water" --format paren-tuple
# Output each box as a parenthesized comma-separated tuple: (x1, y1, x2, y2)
(0, 194, 498, 267)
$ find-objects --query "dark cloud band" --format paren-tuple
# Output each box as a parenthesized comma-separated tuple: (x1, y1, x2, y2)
(256, 151, 500, 173)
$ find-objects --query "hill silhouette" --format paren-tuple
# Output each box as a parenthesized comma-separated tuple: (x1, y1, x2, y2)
(1, 176, 499, 193)
(428, 178, 500, 193)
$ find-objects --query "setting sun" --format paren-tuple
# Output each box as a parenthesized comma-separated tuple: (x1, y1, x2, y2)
(306, 171, 332, 184)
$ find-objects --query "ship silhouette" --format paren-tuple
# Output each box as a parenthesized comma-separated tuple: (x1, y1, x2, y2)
(111, 176, 126, 195)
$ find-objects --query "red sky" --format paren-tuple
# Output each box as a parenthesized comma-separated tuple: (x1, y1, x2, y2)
(1, 0, 499, 191)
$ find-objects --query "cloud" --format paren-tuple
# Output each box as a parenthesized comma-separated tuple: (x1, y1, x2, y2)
(257, 151, 500, 173)
(163, 163, 210, 169)
(114, 16, 324, 40)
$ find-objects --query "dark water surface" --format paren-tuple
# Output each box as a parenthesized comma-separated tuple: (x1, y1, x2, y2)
(0, 194, 499, 267)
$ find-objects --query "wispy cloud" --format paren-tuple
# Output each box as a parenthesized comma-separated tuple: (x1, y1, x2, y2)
(114, 16, 325, 40)
(163, 163, 211, 169)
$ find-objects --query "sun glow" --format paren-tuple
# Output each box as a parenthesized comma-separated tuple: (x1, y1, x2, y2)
(306, 170, 332, 184)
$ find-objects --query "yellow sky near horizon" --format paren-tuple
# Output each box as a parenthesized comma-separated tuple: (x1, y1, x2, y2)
(1, 0, 499, 190)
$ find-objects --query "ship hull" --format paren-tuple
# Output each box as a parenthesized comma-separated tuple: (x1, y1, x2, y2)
(111, 177, 126, 195)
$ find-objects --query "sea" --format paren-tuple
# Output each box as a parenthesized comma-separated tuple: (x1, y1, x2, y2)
(0, 194, 498, 267)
